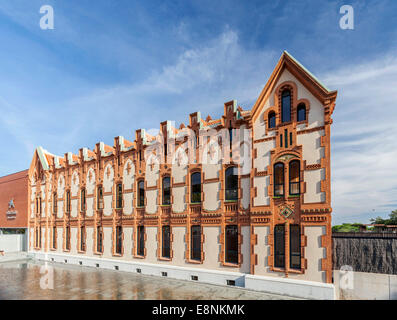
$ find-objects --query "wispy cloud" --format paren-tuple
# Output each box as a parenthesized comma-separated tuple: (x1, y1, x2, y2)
(322, 55, 397, 224)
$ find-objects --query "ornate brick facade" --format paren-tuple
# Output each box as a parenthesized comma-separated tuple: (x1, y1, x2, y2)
(28, 51, 337, 283)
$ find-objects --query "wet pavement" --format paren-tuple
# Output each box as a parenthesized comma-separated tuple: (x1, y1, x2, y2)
(0, 259, 298, 300)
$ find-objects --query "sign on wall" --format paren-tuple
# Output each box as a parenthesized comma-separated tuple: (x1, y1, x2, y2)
(6, 198, 17, 220)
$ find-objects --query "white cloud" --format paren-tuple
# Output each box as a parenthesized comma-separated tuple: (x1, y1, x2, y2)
(322, 55, 397, 224)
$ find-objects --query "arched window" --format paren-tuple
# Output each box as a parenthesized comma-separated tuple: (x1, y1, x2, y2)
(297, 103, 306, 122)
(289, 160, 300, 195)
(268, 111, 276, 129)
(225, 166, 238, 201)
(281, 89, 291, 123)
(273, 163, 284, 196)
(138, 180, 145, 207)
(191, 172, 201, 203)
(162, 176, 171, 205)
(116, 183, 123, 208)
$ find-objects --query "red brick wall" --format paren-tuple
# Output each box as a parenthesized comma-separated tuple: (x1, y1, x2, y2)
(0, 170, 29, 228)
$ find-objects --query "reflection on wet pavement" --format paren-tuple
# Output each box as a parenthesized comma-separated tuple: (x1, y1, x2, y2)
(0, 260, 297, 300)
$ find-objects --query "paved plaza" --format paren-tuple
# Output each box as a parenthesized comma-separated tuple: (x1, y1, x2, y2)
(0, 258, 298, 300)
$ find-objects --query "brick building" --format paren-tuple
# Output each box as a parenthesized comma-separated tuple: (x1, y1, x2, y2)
(0, 170, 29, 234)
(27, 51, 337, 299)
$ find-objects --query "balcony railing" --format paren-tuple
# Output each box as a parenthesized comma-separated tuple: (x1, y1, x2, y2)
(189, 203, 202, 215)
(161, 206, 171, 215)
(225, 202, 238, 213)
(136, 207, 145, 217)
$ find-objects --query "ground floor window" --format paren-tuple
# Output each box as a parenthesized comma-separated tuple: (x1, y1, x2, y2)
(225, 225, 238, 264)
(116, 226, 122, 255)
(97, 227, 103, 253)
(274, 225, 285, 268)
(162, 226, 171, 258)
(137, 226, 145, 256)
(80, 226, 86, 252)
(35, 227, 39, 248)
(191, 225, 201, 261)
(66, 226, 70, 251)
(274, 224, 302, 270)
(289, 225, 301, 270)
(52, 227, 56, 249)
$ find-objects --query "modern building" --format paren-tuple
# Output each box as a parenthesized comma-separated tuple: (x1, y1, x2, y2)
(27, 51, 337, 299)
(0, 170, 29, 251)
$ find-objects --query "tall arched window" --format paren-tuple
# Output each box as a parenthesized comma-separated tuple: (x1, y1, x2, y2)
(281, 89, 291, 123)
(225, 166, 238, 201)
(162, 176, 171, 205)
(297, 103, 306, 122)
(138, 180, 145, 207)
(191, 172, 201, 203)
(116, 183, 123, 208)
(273, 163, 284, 196)
(268, 111, 276, 129)
(289, 160, 300, 195)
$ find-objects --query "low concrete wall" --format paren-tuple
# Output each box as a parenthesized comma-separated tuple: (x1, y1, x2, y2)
(334, 270, 397, 300)
(245, 274, 335, 300)
(30, 251, 335, 299)
(0, 234, 25, 252)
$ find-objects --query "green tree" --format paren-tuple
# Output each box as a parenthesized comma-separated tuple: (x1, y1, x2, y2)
(370, 209, 397, 225)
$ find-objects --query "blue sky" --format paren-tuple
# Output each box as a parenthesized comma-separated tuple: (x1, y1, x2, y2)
(0, 0, 396, 225)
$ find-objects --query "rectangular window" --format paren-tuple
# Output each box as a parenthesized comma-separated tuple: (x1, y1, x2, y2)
(162, 226, 171, 258)
(66, 226, 70, 250)
(116, 184, 123, 209)
(162, 178, 171, 205)
(290, 225, 301, 270)
(274, 225, 285, 268)
(81, 189, 86, 211)
(284, 129, 288, 148)
(280, 134, 283, 147)
(35, 227, 39, 247)
(290, 132, 293, 146)
(97, 227, 103, 253)
(191, 225, 201, 261)
(138, 181, 145, 207)
(80, 226, 85, 251)
(39, 227, 42, 247)
(225, 225, 238, 264)
(137, 226, 145, 256)
(97, 186, 104, 210)
(66, 191, 71, 213)
(52, 226, 56, 249)
(53, 193, 57, 214)
(116, 226, 122, 255)
(39, 197, 42, 215)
